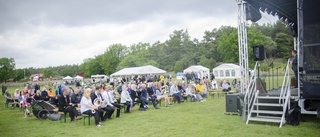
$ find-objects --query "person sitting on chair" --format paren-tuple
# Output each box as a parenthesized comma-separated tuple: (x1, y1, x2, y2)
(196, 80, 207, 98)
(4, 90, 15, 108)
(186, 84, 196, 102)
(80, 88, 102, 127)
(14, 89, 20, 102)
(170, 82, 183, 103)
(48, 88, 55, 101)
(130, 84, 147, 111)
(155, 82, 172, 107)
(58, 88, 80, 122)
(99, 86, 114, 121)
(91, 87, 108, 121)
(41, 87, 50, 101)
(120, 84, 132, 113)
(104, 85, 121, 118)
(222, 80, 231, 92)
(33, 90, 43, 100)
(71, 88, 82, 106)
(146, 83, 160, 109)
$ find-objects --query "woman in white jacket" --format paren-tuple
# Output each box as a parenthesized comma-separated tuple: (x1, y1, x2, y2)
(120, 84, 132, 113)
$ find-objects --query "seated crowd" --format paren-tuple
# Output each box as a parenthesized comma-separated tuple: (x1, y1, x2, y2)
(3, 75, 235, 127)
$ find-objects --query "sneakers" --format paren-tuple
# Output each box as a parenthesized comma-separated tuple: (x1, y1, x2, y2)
(139, 108, 146, 111)
(200, 100, 204, 102)
(168, 104, 173, 107)
(155, 107, 160, 109)
(75, 116, 82, 120)
(97, 124, 101, 127)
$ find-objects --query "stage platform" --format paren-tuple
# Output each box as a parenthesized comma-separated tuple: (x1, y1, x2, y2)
(260, 88, 299, 97)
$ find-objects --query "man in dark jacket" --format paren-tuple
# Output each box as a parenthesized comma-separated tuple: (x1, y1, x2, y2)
(58, 88, 79, 122)
(71, 88, 81, 105)
(91, 87, 110, 121)
(34, 82, 40, 92)
(41, 88, 49, 101)
(291, 50, 298, 88)
(146, 84, 159, 109)
(131, 85, 146, 111)
(2, 84, 7, 95)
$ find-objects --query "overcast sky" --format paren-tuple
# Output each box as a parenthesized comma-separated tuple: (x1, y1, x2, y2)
(0, 0, 278, 69)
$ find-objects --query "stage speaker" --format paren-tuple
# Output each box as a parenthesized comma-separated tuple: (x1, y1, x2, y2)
(253, 45, 265, 61)
(246, 4, 262, 22)
(226, 94, 240, 113)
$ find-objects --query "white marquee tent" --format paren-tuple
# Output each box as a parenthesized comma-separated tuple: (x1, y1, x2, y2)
(110, 65, 166, 76)
(74, 75, 84, 80)
(183, 65, 210, 77)
(212, 63, 241, 79)
(62, 75, 73, 80)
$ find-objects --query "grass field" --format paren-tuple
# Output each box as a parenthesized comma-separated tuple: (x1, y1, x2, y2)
(1, 85, 319, 137)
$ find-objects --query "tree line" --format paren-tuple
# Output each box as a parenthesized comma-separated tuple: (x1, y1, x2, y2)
(0, 21, 293, 82)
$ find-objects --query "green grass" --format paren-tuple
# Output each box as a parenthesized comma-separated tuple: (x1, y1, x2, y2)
(1, 86, 319, 137)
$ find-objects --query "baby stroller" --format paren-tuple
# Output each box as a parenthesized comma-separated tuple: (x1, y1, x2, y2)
(28, 98, 59, 120)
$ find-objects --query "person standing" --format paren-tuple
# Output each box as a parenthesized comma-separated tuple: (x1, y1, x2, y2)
(232, 79, 237, 88)
(2, 84, 7, 95)
(291, 50, 298, 88)
(55, 82, 63, 96)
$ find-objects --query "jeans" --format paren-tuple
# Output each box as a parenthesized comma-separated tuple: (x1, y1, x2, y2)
(148, 95, 157, 108)
(200, 93, 207, 98)
(123, 101, 131, 113)
(172, 92, 182, 103)
(188, 94, 196, 102)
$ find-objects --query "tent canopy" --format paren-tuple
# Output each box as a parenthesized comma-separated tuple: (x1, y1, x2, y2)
(110, 65, 166, 76)
(74, 75, 83, 80)
(213, 63, 241, 78)
(62, 75, 73, 80)
(183, 65, 210, 74)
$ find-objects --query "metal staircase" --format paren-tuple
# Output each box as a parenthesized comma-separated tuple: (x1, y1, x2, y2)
(246, 59, 291, 128)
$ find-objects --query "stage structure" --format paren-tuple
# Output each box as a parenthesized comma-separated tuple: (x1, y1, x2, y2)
(236, 0, 320, 128)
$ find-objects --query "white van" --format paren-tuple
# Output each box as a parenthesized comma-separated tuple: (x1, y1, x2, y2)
(91, 74, 107, 84)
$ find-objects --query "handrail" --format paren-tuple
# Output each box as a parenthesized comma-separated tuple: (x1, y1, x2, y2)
(279, 59, 291, 105)
(246, 89, 259, 125)
(244, 61, 259, 101)
(280, 86, 291, 128)
(279, 59, 291, 128)
(244, 61, 259, 119)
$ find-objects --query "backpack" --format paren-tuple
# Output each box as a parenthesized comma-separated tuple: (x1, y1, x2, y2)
(286, 102, 301, 126)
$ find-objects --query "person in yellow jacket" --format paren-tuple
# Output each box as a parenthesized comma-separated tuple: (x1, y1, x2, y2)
(196, 80, 207, 100)
(160, 75, 164, 82)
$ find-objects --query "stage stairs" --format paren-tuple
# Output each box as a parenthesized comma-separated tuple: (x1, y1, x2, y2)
(246, 59, 291, 128)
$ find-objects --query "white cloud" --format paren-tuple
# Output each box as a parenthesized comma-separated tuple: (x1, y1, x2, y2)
(0, 11, 240, 69)
(3, 1, 281, 69)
